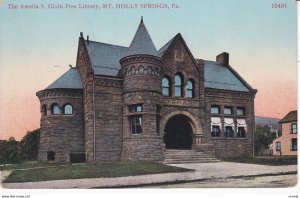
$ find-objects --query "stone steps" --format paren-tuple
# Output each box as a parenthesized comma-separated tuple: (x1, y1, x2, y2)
(164, 149, 221, 164)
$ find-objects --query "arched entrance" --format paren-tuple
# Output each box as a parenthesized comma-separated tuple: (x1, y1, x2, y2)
(163, 115, 194, 149)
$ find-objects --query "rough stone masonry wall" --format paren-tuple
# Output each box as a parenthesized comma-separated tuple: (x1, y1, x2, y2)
(93, 76, 123, 161)
(75, 37, 95, 163)
(205, 88, 255, 157)
(37, 89, 84, 162)
(122, 92, 165, 161)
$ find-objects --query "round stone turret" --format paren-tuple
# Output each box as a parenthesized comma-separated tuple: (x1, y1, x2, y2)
(120, 18, 164, 162)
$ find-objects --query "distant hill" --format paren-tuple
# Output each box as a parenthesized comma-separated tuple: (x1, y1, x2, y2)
(255, 116, 280, 133)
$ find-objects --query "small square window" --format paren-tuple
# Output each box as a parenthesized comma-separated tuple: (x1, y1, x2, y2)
(129, 104, 142, 113)
(237, 107, 245, 116)
(211, 105, 220, 114)
(224, 107, 233, 115)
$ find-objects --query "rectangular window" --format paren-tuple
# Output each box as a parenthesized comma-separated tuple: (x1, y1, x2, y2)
(237, 107, 245, 116)
(211, 105, 220, 114)
(129, 104, 143, 134)
(175, 86, 182, 97)
(291, 138, 297, 151)
(130, 115, 142, 134)
(225, 126, 234, 137)
(237, 127, 246, 138)
(276, 141, 281, 152)
(129, 104, 142, 113)
(162, 88, 170, 96)
(47, 151, 55, 161)
(224, 106, 233, 115)
(291, 123, 297, 134)
(211, 126, 221, 137)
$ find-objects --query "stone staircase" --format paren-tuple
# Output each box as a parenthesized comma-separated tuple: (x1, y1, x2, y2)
(164, 149, 221, 164)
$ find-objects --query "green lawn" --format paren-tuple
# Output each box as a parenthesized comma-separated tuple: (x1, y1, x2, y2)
(219, 156, 297, 166)
(3, 161, 192, 183)
(0, 161, 68, 171)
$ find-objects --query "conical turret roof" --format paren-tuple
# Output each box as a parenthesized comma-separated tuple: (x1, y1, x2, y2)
(123, 18, 158, 57)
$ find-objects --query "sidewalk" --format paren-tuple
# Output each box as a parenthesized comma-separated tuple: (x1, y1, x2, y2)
(1, 162, 297, 189)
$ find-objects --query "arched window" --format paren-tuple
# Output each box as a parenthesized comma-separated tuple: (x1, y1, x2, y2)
(155, 67, 160, 76)
(174, 74, 183, 97)
(138, 65, 144, 74)
(147, 66, 152, 75)
(162, 77, 171, 96)
(186, 80, 194, 98)
(63, 104, 73, 115)
(128, 66, 134, 75)
(51, 103, 60, 115)
(41, 104, 47, 116)
(124, 68, 127, 76)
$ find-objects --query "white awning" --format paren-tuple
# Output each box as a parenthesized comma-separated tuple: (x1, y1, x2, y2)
(224, 118, 234, 127)
(211, 117, 222, 131)
(237, 118, 247, 131)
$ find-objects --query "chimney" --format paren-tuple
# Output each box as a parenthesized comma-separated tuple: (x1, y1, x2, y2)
(80, 32, 83, 38)
(87, 35, 89, 45)
(216, 52, 229, 66)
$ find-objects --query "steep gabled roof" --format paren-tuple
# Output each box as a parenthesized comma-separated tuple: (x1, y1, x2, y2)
(279, 110, 297, 123)
(157, 33, 198, 66)
(85, 40, 127, 76)
(45, 68, 83, 90)
(123, 18, 158, 57)
(203, 60, 250, 92)
(157, 35, 176, 56)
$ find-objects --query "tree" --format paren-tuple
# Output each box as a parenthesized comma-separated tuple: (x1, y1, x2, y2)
(0, 137, 21, 164)
(20, 129, 40, 161)
(0, 128, 40, 165)
(255, 125, 276, 154)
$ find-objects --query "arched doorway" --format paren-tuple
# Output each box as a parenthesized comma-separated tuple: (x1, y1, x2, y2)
(163, 115, 194, 149)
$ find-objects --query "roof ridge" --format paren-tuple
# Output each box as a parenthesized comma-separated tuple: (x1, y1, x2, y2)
(86, 40, 128, 49)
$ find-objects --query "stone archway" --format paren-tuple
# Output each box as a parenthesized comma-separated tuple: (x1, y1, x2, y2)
(161, 111, 203, 148)
(164, 114, 194, 149)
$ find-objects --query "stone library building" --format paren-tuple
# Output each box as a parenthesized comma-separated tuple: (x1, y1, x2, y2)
(36, 18, 257, 163)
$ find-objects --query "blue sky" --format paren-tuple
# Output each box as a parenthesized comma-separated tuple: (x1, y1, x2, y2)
(0, 0, 297, 139)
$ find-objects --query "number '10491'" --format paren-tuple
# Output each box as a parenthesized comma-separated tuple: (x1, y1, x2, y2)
(272, 3, 287, 8)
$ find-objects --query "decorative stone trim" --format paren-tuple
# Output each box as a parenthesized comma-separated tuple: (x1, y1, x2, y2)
(205, 88, 253, 99)
(161, 110, 203, 135)
(120, 55, 163, 66)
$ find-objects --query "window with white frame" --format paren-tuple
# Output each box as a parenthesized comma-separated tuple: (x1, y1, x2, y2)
(275, 141, 281, 152)
(291, 123, 297, 134)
